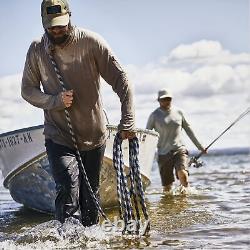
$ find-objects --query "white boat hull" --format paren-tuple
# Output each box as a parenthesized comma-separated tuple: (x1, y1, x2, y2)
(0, 125, 158, 212)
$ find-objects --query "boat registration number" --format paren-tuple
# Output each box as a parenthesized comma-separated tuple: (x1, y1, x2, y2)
(0, 132, 33, 150)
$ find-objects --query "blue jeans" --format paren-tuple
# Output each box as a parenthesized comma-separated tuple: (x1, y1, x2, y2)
(45, 139, 105, 226)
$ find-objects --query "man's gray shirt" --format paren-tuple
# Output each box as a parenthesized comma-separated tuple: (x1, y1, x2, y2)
(21, 27, 135, 151)
(146, 107, 204, 155)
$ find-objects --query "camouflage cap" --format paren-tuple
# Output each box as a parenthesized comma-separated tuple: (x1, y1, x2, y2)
(41, 0, 70, 29)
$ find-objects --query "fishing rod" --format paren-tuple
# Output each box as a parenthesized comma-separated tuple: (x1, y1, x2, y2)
(190, 107, 250, 168)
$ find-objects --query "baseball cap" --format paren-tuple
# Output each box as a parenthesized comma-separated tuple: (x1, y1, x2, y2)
(41, 0, 70, 29)
(157, 89, 173, 100)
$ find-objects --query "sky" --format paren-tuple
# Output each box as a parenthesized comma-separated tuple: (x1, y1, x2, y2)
(0, 0, 250, 150)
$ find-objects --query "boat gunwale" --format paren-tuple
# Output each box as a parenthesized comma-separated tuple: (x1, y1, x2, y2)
(0, 125, 44, 138)
(106, 125, 159, 137)
(0, 124, 159, 139)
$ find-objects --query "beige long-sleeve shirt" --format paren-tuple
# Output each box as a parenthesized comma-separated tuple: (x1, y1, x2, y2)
(21, 27, 135, 150)
(146, 106, 204, 155)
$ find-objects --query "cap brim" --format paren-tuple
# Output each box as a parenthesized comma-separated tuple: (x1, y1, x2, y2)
(43, 14, 70, 29)
(158, 94, 172, 100)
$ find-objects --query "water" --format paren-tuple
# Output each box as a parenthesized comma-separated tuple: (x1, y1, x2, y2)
(0, 151, 250, 249)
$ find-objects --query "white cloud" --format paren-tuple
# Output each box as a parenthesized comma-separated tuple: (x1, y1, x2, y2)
(0, 74, 43, 133)
(168, 40, 225, 60)
(125, 41, 250, 101)
(182, 64, 250, 97)
(0, 40, 249, 149)
(0, 74, 22, 99)
(161, 40, 250, 71)
(125, 40, 250, 148)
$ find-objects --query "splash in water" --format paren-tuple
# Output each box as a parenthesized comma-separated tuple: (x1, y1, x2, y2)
(0, 217, 152, 249)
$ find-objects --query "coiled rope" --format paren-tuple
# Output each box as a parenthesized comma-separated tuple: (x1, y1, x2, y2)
(48, 52, 108, 221)
(48, 51, 150, 234)
(113, 133, 150, 234)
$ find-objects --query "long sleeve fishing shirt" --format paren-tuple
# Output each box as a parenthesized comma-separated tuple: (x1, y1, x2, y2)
(21, 27, 135, 151)
(146, 107, 204, 155)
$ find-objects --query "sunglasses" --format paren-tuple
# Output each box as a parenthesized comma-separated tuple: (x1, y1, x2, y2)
(159, 97, 172, 102)
(47, 25, 68, 32)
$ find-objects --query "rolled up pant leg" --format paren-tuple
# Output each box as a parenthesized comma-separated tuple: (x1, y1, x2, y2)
(45, 139, 80, 223)
(79, 144, 105, 227)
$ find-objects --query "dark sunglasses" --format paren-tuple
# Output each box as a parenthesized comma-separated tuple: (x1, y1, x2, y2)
(47, 25, 68, 32)
(159, 97, 172, 102)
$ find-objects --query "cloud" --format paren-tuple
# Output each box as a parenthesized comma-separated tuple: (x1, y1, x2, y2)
(0, 74, 43, 133)
(182, 64, 250, 97)
(126, 40, 250, 100)
(0, 40, 249, 148)
(0, 74, 22, 99)
(122, 40, 250, 148)
(168, 40, 225, 60)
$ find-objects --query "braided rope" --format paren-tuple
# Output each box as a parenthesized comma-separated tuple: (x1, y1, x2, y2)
(48, 49, 150, 233)
(113, 134, 133, 232)
(112, 136, 123, 219)
(48, 53, 108, 221)
(128, 155, 141, 234)
(129, 138, 150, 232)
(113, 133, 150, 234)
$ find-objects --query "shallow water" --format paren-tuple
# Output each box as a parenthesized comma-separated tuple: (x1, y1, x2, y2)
(0, 152, 250, 249)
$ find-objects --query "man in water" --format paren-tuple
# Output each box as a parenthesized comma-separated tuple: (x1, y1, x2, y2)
(146, 89, 206, 191)
(21, 0, 135, 226)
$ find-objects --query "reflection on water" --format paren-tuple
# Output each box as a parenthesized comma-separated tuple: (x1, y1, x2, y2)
(150, 193, 191, 232)
(0, 206, 52, 235)
(0, 152, 250, 249)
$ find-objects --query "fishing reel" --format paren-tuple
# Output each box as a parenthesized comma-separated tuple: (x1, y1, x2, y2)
(189, 156, 204, 168)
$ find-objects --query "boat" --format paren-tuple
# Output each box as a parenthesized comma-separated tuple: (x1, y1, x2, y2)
(0, 125, 158, 213)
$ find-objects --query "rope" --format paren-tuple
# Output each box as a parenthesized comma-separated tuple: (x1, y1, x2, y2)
(113, 134, 133, 233)
(113, 133, 150, 235)
(129, 138, 150, 223)
(48, 50, 150, 234)
(48, 52, 108, 221)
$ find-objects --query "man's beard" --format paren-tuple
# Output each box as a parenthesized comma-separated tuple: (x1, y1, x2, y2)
(46, 31, 70, 45)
